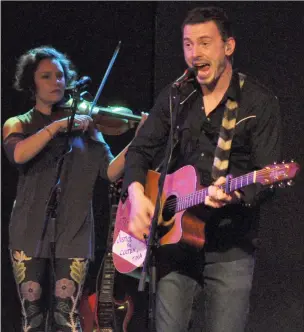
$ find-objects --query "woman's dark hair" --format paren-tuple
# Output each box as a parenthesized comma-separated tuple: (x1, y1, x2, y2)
(14, 46, 77, 96)
(182, 7, 234, 41)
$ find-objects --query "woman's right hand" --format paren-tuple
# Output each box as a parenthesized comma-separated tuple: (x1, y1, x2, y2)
(54, 114, 93, 133)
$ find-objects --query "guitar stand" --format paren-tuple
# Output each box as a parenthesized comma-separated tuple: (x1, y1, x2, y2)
(148, 247, 157, 332)
(138, 233, 158, 332)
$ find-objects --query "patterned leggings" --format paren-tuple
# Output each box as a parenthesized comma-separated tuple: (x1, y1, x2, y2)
(10, 250, 89, 332)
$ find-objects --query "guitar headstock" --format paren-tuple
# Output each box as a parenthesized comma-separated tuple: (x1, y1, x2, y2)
(256, 161, 300, 186)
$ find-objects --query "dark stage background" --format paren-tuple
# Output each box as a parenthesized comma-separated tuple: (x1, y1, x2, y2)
(2, 2, 304, 331)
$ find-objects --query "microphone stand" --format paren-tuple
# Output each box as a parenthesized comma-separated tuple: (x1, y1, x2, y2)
(35, 86, 81, 331)
(138, 85, 182, 332)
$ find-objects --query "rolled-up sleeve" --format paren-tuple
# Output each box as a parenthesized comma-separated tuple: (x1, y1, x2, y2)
(3, 133, 27, 165)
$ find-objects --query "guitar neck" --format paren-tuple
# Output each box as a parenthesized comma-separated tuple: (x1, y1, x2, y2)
(106, 205, 118, 252)
(176, 170, 256, 212)
(99, 253, 116, 301)
(98, 204, 118, 303)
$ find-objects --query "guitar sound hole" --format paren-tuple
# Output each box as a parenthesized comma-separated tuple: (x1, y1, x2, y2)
(158, 195, 177, 237)
(162, 195, 177, 222)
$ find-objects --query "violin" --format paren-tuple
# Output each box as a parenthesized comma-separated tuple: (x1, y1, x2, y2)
(53, 96, 142, 136)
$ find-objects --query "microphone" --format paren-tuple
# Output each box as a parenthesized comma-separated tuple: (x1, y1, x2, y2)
(66, 76, 92, 90)
(173, 67, 197, 88)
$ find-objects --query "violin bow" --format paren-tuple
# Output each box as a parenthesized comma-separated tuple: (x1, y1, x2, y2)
(88, 40, 122, 117)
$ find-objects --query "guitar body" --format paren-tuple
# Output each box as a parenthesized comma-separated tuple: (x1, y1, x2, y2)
(80, 291, 133, 332)
(79, 289, 95, 332)
(112, 295, 134, 332)
(113, 165, 206, 274)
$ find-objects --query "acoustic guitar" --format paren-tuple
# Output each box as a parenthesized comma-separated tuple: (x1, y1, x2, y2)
(112, 162, 300, 274)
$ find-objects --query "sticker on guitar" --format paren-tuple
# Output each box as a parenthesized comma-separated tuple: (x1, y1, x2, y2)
(112, 230, 147, 267)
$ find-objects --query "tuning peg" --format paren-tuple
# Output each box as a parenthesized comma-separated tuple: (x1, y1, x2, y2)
(278, 182, 286, 188)
(287, 180, 294, 186)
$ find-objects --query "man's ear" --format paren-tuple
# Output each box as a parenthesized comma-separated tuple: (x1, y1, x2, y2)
(225, 37, 236, 56)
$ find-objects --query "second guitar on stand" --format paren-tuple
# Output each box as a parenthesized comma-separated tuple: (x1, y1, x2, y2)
(80, 181, 134, 332)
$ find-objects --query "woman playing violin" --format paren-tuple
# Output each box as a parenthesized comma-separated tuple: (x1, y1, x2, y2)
(2, 46, 147, 332)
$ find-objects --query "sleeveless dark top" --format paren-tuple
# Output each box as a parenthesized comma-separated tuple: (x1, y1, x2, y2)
(3, 109, 114, 259)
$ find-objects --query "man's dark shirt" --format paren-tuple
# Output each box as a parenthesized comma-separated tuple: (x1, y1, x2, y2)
(122, 71, 281, 275)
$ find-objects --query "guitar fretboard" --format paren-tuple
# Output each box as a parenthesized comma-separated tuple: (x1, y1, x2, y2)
(98, 204, 118, 304)
(99, 253, 116, 302)
(176, 171, 255, 212)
